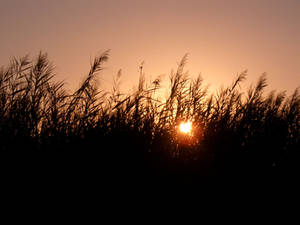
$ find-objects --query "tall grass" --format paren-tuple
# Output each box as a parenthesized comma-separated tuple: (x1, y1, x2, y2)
(0, 51, 299, 178)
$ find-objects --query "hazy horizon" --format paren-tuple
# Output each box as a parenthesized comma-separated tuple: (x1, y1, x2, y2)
(1, 0, 299, 94)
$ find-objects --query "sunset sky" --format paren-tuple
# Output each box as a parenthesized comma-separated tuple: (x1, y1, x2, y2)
(1, 0, 299, 94)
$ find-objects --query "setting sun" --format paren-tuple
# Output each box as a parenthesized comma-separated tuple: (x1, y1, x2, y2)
(179, 121, 192, 134)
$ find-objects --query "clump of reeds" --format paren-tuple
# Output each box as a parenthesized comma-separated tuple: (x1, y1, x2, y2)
(0, 51, 299, 177)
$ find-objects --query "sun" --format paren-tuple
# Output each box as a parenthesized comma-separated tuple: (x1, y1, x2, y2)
(179, 121, 192, 134)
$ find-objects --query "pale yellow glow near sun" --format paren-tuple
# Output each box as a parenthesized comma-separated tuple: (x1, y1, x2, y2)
(179, 121, 192, 134)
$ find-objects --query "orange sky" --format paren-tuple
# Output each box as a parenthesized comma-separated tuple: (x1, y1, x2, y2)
(1, 0, 299, 95)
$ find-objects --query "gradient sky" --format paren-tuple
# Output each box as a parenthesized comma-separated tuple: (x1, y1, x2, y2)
(1, 0, 299, 94)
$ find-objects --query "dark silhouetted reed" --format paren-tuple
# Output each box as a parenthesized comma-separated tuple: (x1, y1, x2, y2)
(0, 51, 299, 181)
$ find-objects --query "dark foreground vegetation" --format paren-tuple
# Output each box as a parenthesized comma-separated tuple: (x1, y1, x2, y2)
(0, 51, 299, 182)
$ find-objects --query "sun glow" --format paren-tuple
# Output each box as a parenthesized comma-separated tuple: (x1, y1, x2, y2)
(179, 121, 192, 134)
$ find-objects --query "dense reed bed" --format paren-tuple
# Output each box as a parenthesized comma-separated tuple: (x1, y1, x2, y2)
(0, 51, 299, 179)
